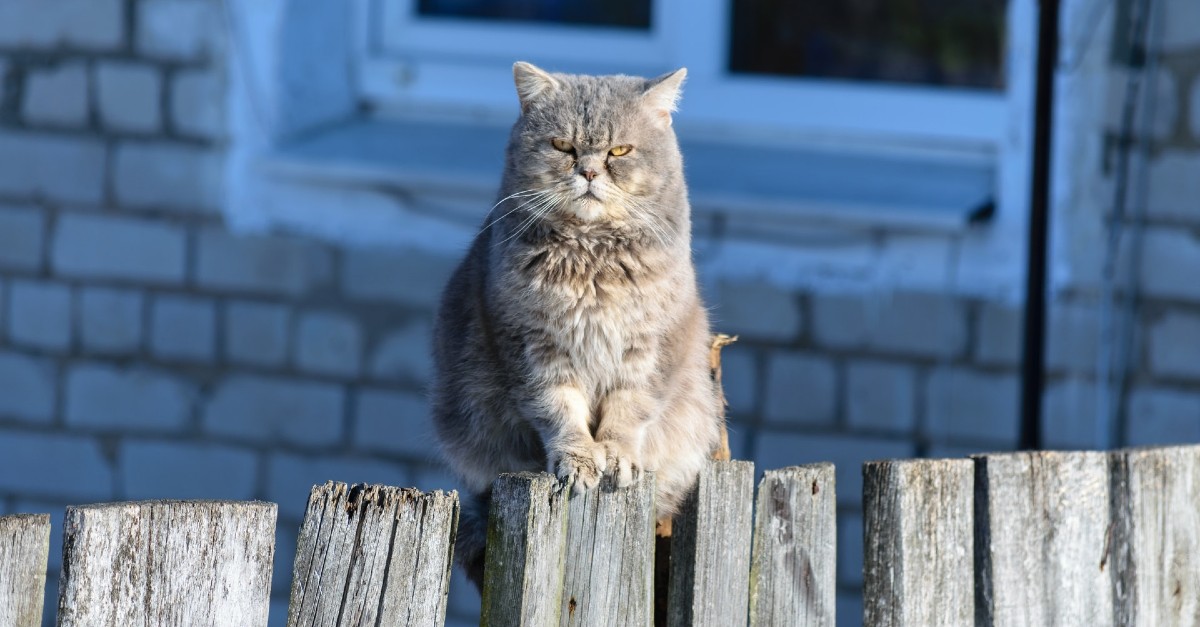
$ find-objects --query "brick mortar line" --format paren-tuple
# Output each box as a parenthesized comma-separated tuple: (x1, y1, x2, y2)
(0, 118, 221, 148)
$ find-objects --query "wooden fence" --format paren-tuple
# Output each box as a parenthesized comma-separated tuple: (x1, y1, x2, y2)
(0, 444, 1197, 626)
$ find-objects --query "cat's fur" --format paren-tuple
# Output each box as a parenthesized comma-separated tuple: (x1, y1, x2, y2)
(431, 62, 721, 584)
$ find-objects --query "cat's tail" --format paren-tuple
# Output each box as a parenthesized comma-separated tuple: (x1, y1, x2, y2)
(455, 488, 491, 591)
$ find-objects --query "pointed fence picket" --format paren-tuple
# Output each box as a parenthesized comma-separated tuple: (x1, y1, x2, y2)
(2, 445, 1198, 626)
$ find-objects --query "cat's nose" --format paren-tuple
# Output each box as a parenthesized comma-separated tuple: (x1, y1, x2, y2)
(580, 168, 598, 182)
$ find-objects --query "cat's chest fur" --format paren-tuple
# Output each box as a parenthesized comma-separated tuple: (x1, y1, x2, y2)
(500, 234, 671, 378)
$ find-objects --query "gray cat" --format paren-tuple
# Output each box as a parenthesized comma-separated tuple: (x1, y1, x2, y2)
(431, 62, 722, 584)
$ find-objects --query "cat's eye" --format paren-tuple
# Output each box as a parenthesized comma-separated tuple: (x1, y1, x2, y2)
(609, 145, 633, 157)
(551, 138, 574, 153)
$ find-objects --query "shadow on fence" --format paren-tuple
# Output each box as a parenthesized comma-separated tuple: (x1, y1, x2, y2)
(0, 444, 1197, 626)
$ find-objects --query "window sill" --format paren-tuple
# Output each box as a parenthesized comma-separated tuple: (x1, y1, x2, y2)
(264, 117, 995, 234)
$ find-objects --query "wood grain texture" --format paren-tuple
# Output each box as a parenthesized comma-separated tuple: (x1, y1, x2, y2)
(667, 459, 754, 627)
(287, 482, 459, 627)
(1110, 444, 1200, 626)
(481, 472, 570, 627)
(0, 514, 50, 627)
(863, 459, 973, 627)
(748, 463, 836, 627)
(560, 472, 656, 627)
(974, 451, 1112, 627)
(56, 500, 276, 627)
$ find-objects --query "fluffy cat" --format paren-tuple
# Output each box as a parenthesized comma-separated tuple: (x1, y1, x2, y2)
(431, 62, 722, 584)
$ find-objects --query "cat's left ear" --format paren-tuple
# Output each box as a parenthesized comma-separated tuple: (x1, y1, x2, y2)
(643, 68, 687, 127)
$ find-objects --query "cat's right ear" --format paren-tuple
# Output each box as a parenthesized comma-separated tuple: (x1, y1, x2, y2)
(513, 62, 560, 112)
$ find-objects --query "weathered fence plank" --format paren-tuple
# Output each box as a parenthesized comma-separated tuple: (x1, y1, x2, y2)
(1111, 444, 1200, 626)
(748, 463, 836, 627)
(481, 472, 570, 627)
(974, 451, 1112, 626)
(56, 500, 276, 627)
(560, 472, 656, 627)
(863, 459, 973, 626)
(0, 514, 50, 627)
(287, 482, 459, 627)
(667, 460, 754, 627)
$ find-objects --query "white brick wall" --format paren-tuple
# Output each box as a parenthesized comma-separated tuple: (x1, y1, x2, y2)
(341, 247, 457, 308)
(369, 319, 434, 385)
(1139, 228, 1200, 303)
(22, 62, 89, 127)
(0, 351, 56, 423)
(0, 2, 1197, 626)
(763, 351, 837, 426)
(0, 433, 114, 501)
(171, 69, 225, 139)
(353, 388, 435, 459)
(203, 375, 344, 446)
(0, 132, 105, 203)
(225, 301, 291, 366)
(150, 294, 217, 362)
(712, 279, 803, 342)
(114, 142, 223, 212)
(79, 288, 143, 354)
(52, 213, 187, 283)
(65, 363, 194, 432)
(0, 0, 124, 50)
(845, 360, 916, 433)
(925, 367, 1020, 446)
(197, 230, 333, 295)
(811, 291, 968, 358)
(0, 204, 45, 271)
(8, 279, 71, 350)
(296, 311, 362, 377)
(96, 62, 162, 132)
(136, 0, 221, 61)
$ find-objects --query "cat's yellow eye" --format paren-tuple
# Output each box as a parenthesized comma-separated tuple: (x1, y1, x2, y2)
(609, 145, 633, 157)
(551, 138, 574, 153)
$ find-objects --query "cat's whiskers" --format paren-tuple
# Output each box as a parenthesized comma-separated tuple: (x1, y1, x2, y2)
(499, 191, 568, 245)
(478, 188, 555, 234)
(615, 192, 674, 248)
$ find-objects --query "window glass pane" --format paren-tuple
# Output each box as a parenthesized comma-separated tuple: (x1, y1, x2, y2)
(417, 0, 652, 30)
(729, 0, 1006, 89)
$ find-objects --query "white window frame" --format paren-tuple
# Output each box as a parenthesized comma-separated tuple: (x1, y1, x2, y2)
(356, 0, 1022, 150)
(223, 0, 1042, 301)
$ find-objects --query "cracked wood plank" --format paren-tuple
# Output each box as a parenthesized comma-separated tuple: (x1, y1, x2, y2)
(480, 472, 570, 627)
(974, 451, 1112, 627)
(286, 482, 459, 627)
(667, 459, 754, 627)
(1111, 444, 1200, 626)
(0, 514, 50, 627)
(863, 458, 973, 626)
(748, 463, 836, 627)
(56, 500, 276, 627)
(559, 473, 656, 627)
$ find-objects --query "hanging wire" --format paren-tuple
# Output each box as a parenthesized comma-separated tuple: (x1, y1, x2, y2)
(1096, 0, 1160, 447)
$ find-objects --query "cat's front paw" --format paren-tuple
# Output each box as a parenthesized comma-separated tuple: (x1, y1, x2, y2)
(600, 441, 638, 488)
(553, 444, 607, 494)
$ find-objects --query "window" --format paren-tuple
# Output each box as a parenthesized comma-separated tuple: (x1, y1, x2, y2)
(728, 0, 1006, 89)
(358, 0, 1017, 147)
(230, 0, 1033, 296)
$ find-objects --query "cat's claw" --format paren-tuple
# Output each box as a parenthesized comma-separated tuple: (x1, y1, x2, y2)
(554, 446, 607, 494)
(610, 455, 636, 488)
(601, 442, 637, 488)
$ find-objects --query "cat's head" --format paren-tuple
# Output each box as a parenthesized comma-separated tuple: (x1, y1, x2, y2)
(504, 62, 688, 226)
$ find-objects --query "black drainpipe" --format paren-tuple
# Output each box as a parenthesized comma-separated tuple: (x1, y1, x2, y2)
(1018, 0, 1061, 451)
